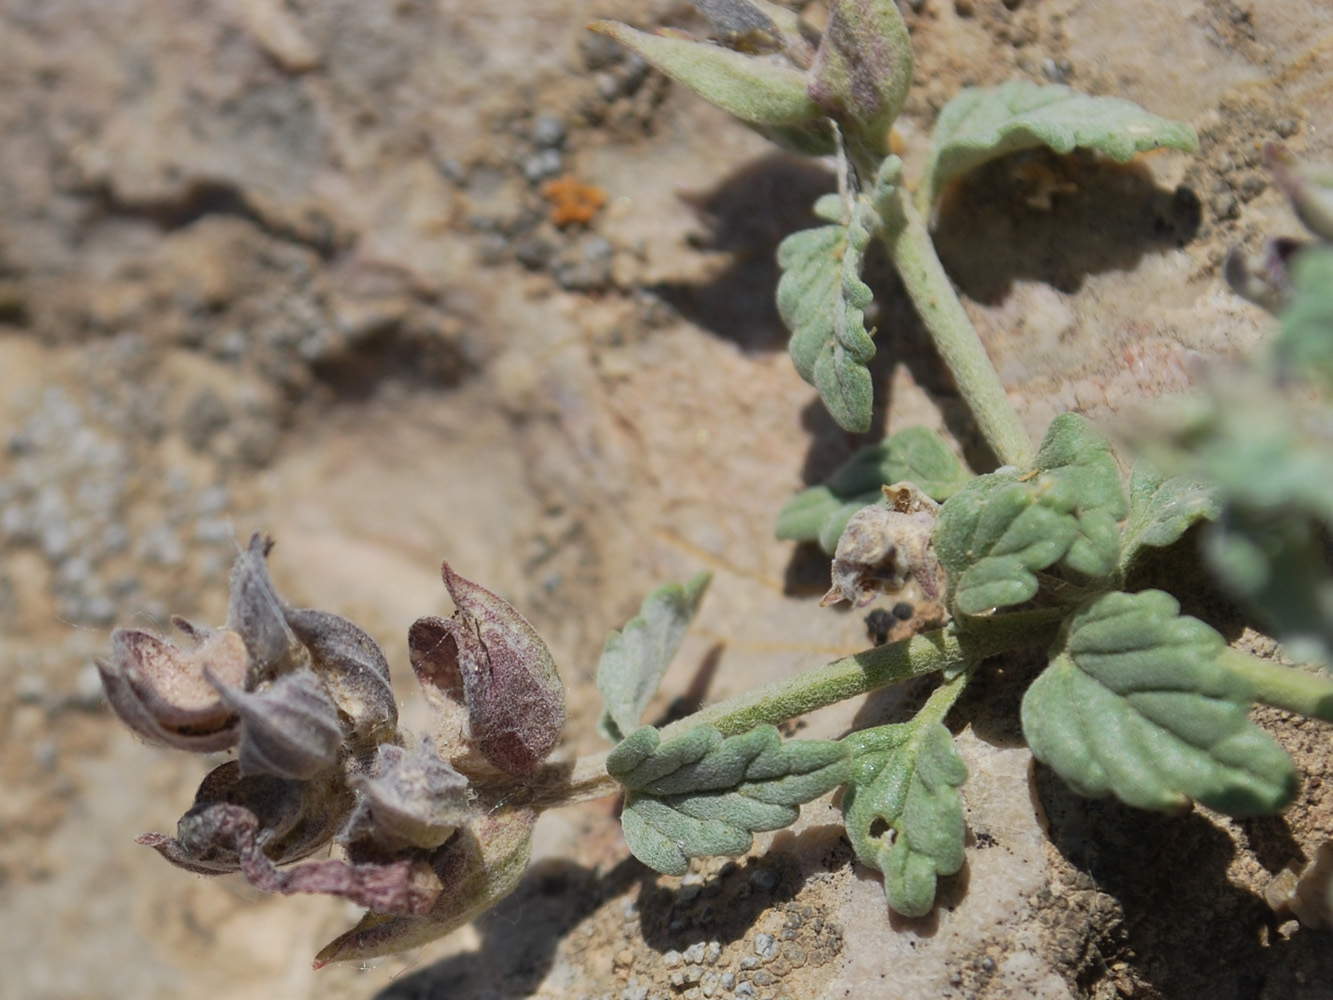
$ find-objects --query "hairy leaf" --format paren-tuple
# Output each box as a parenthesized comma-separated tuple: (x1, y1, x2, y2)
(597, 572, 713, 742)
(1021, 590, 1299, 815)
(840, 721, 967, 917)
(934, 414, 1125, 616)
(778, 159, 903, 433)
(776, 427, 969, 552)
(1276, 246, 1333, 390)
(1205, 508, 1333, 669)
(1118, 462, 1220, 578)
(588, 21, 820, 127)
(1132, 368, 1333, 665)
(922, 80, 1198, 210)
(609, 725, 850, 875)
(1031, 413, 1127, 579)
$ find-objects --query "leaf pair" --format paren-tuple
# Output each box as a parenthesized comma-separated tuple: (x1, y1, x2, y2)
(933, 414, 1128, 616)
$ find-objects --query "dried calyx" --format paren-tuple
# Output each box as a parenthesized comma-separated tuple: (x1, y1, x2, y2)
(95, 534, 568, 964)
(821, 482, 944, 608)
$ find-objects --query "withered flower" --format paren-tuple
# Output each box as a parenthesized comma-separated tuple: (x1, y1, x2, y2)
(409, 563, 566, 778)
(341, 737, 470, 851)
(207, 668, 344, 780)
(226, 534, 311, 681)
(140, 760, 351, 875)
(285, 606, 398, 741)
(140, 761, 440, 915)
(99, 535, 567, 967)
(96, 619, 248, 752)
(822, 482, 943, 608)
(314, 805, 538, 968)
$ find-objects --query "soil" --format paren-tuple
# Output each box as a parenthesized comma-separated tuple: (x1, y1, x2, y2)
(0, 1, 1331, 998)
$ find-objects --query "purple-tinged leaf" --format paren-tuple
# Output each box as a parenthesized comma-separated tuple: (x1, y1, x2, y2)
(410, 564, 566, 777)
(313, 807, 537, 967)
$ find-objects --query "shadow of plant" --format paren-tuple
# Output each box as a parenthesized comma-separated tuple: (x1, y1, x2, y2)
(932, 147, 1202, 303)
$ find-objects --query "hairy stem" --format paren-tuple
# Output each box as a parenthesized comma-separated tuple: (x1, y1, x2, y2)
(883, 194, 1035, 468)
(1218, 647, 1333, 723)
(529, 608, 1066, 808)
(910, 662, 974, 729)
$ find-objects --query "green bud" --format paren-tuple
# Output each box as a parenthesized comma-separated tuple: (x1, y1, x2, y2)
(807, 0, 913, 159)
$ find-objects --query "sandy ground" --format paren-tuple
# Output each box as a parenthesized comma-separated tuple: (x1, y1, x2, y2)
(1, 1, 1332, 998)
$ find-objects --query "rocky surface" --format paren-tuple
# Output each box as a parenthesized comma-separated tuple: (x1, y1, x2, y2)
(1, 1, 1331, 998)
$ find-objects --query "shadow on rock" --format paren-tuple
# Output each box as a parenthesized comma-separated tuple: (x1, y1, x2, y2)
(372, 824, 849, 1000)
(373, 856, 641, 1000)
(651, 154, 835, 353)
(1032, 761, 1296, 998)
(932, 147, 1201, 304)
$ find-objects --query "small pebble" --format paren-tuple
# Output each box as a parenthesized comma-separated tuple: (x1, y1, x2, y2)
(748, 868, 779, 892)
(532, 114, 566, 149)
(754, 934, 777, 960)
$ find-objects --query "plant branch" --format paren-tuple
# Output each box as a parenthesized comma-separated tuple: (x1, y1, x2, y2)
(1218, 647, 1333, 723)
(883, 193, 1035, 469)
(528, 608, 1066, 808)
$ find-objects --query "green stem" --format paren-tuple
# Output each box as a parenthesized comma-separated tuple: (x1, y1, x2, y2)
(1218, 647, 1333, 723)
(910, 663, 974, 728)
(531, 608, 1066, 808)
(883, 194, 1035, 468)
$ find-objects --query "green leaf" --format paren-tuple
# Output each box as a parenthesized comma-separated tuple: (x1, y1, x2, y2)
(1031, 413, 1127, 579)
(1204, 509, 1333, 669)
(1276, 246, 1333, 391)
(589, 21, 821, 127)
(1021, 590, 1299, 815)
(1118, 461, 1220, 577)
(840, 721, 968, 918)
(934, 414, 1126, 616)
(608, 725, 850, 876)
(1131, 369, 1333, 665)
(775, 427, 970, 552)
(922, 80, 1198, 209)
(597, 573, 713, 742)
(934, 474, 1078, 615)
(778, 159, 903, 433)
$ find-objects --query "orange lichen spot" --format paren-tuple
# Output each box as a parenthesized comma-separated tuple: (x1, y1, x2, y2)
(541, 175, 607, 226)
